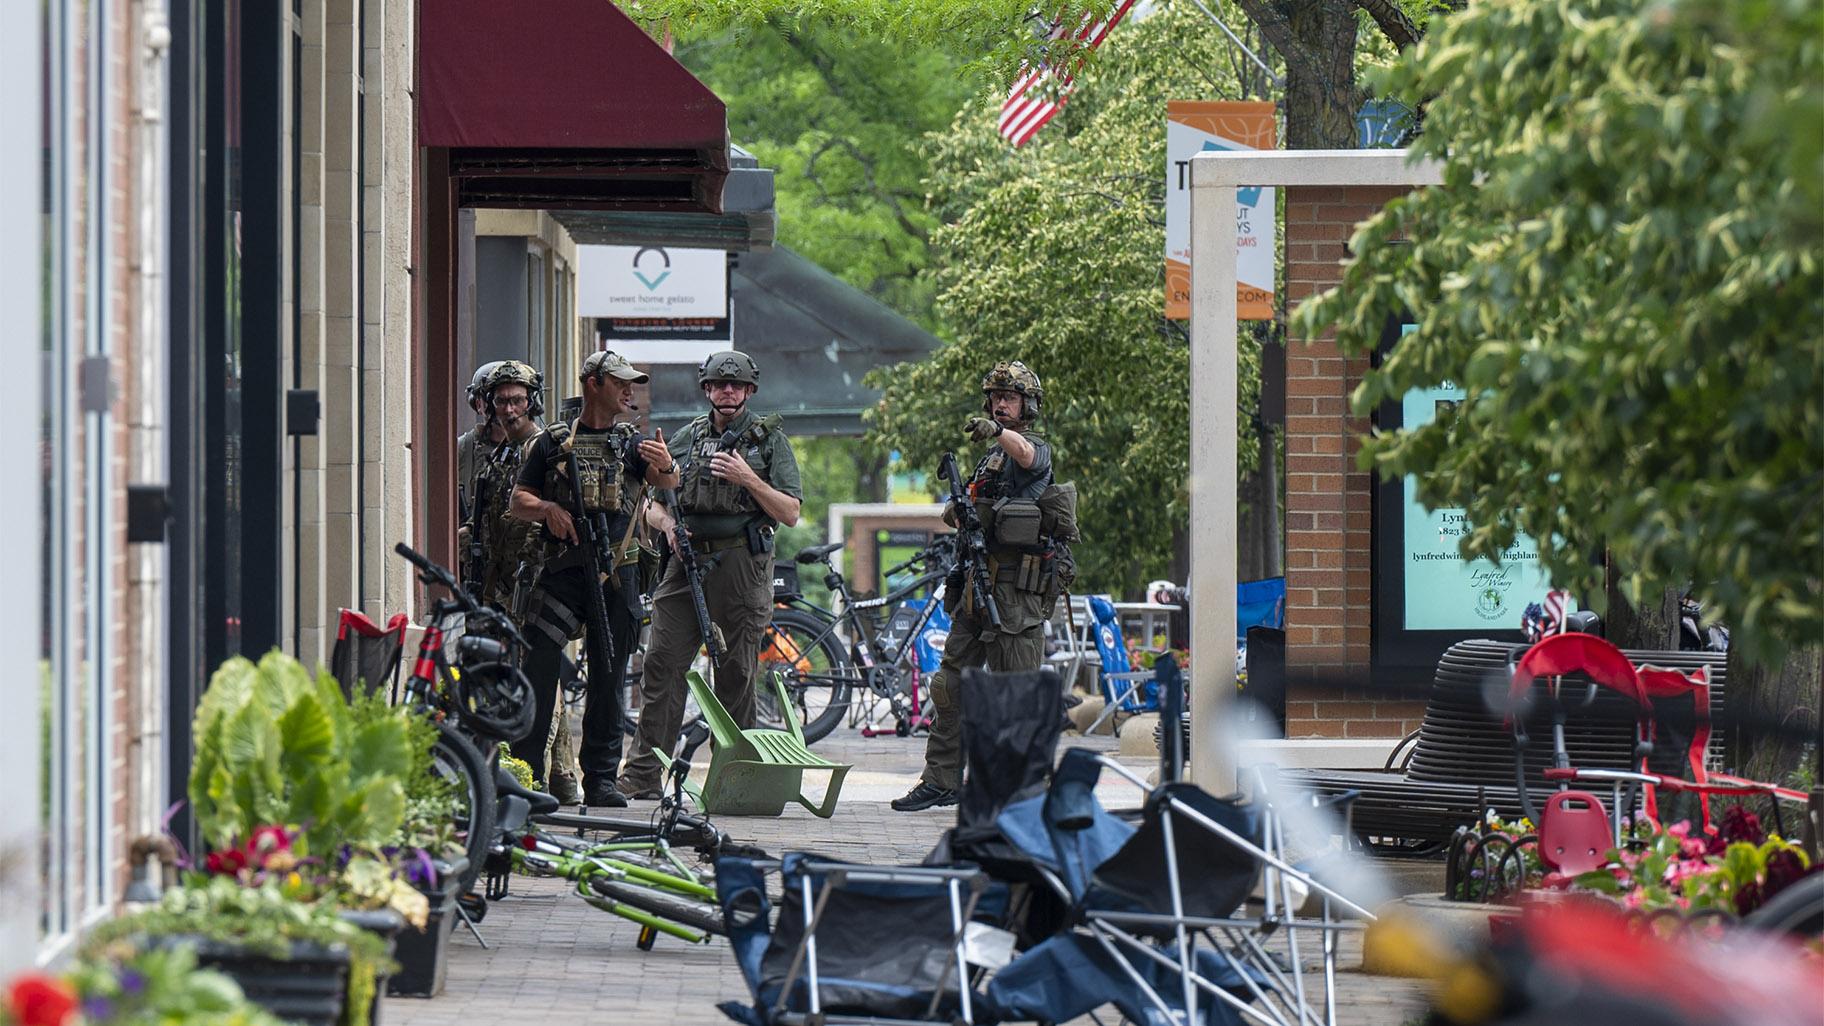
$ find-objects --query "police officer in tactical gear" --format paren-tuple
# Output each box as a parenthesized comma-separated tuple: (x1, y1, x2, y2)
(457, 360, 507, 517)
(468, 361, 545, 608)
(619, 350, 802, 800)
(508, 351, 679, 806)
(893, 360, 1057, 812)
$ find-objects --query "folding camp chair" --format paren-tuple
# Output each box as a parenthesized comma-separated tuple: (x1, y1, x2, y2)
(983, 749, 1374, 1026)
(715, 854, 994, 1026)
(1082, 595, 1158, 737)
(330, 609, 409, 701)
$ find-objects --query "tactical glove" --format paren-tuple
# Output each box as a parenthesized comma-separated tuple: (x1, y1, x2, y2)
(964, 416, 1003, 442)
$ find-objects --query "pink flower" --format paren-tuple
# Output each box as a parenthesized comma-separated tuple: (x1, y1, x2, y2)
(1666, 820, 1691, 839)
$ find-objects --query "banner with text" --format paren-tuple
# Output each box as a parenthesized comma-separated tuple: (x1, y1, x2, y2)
(1165, 100, 1276, 321)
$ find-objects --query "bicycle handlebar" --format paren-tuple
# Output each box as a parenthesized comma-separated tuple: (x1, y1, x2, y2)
(393, 541, 528, 649)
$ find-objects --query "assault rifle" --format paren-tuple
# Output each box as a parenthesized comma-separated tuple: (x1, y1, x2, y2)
(461, 479, 487, 595)
(938, 450, 1002, 631)
(657, 484, 726, 663)
(561, 445, 617, 688)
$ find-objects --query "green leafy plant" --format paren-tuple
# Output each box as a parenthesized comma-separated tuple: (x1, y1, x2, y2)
(84, 878, 394, 1026)
(189, 651, 411, 860)
(1293, 0, 1823, 662)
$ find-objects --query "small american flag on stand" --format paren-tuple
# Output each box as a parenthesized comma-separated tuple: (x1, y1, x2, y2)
(998, 0, 1138, 147)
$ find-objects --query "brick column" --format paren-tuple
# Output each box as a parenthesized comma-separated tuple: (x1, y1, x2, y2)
(1282, 184, 1427, 738)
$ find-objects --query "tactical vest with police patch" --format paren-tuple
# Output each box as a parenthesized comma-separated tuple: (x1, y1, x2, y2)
(677, 412, 783, 522)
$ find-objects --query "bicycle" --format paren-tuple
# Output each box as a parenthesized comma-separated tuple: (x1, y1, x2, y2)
(393, 541, 538, 896)
(489, 755, 735, 949)
(763, 535, 956, 744)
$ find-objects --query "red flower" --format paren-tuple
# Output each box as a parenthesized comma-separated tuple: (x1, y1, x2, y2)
(248, 824, 291, 857)
(1762, 849, 1814, 902)
(1717, 805, 1764, 847)
(7, 974, 79, 1026)
(205, 846, 250, 875)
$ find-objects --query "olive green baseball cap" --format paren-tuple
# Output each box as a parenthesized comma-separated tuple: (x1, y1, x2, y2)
(582, 350, 649, 384)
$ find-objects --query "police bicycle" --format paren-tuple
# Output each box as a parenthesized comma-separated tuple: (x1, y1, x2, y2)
(762, 534, 957, 744)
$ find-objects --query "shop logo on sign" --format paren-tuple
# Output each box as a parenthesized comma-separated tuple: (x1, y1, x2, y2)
(631, 247, 672, 291)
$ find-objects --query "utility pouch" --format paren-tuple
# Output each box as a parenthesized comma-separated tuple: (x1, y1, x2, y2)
(1016, 553, 1048, 594)
(746, 520, 776, 556)
(1036, 482, 1079, 543)
(991, 497, 1044, 549)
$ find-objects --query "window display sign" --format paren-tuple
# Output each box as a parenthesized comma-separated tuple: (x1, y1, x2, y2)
(1373, 321, 1565, 668)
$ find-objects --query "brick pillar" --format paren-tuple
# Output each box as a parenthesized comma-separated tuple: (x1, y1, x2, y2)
(1281, 184, 1426, 738)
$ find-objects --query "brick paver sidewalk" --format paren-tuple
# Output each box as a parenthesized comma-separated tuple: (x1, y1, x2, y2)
(387, 731, 1428, 1025)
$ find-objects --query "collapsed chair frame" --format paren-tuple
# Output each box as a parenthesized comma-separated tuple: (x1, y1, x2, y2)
(1058, 756, 1374, 1026)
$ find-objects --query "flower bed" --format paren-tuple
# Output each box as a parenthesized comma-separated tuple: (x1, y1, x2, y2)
(1446, 805, 1819, 929)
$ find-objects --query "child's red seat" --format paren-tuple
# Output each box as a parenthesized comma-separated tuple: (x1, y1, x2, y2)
(1537, 790, 1612, 875)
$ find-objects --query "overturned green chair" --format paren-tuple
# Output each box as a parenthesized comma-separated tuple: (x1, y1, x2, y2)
(654, 670, 851, 818)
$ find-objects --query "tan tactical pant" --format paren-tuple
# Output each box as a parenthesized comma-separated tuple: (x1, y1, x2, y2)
(620, 544, 771, 790)
(918, 580, 1049, 791)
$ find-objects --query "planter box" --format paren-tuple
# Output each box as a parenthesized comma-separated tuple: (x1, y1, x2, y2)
(388, 857, 468, 999)
(183, 938, 351, 1026)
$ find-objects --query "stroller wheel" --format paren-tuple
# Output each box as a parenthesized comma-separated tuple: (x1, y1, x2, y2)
(895, 720, 910, 737)
(636, 925, 658, 951)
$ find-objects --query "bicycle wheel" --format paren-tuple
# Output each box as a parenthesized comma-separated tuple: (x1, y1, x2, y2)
(429, 723, 496, 896)
(761, 607, 854, 744)
(589, 877, 726, 937)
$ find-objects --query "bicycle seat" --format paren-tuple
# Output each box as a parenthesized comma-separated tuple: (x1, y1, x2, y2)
(494, 765, 561, 816)
(794, 542, 845, 565)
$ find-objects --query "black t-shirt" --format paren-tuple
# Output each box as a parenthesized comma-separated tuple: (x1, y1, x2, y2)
(515, 422, 648, 539)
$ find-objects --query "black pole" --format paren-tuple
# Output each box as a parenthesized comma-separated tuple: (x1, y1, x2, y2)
(237, 0, 284, 657)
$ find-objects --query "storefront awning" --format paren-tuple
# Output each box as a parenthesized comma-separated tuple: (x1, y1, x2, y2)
(642, 247, 943, 436)
(421, 0, 734, 214)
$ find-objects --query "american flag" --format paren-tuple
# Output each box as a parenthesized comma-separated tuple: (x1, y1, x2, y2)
(998, 1, 1138, 147)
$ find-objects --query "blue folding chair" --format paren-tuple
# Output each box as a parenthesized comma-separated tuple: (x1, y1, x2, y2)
(1083, 595, 1160, 737)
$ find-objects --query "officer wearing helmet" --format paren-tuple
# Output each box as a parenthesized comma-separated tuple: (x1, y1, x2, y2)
(467, 360, 546, 607)
(619, 350, 802, 800)
(457, 360, 507, 521)
(508, 351, 680, 804)
(894, 360, 1057, 812)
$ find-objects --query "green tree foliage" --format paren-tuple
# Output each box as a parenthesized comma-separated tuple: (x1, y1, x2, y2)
(869, 2, 1265, 593)
(676, 26, 972, 325)
(620, 0, 1124, 83)
(1294, 0, 1823, 659)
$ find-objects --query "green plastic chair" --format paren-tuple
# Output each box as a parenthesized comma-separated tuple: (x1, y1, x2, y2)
(653, 670, 851, 818)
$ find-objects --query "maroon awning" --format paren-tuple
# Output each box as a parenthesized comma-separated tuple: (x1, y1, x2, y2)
(420, 0, 727, 160)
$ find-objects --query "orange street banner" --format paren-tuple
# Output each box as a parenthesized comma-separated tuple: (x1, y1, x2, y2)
(1165, 100, 1276, 321)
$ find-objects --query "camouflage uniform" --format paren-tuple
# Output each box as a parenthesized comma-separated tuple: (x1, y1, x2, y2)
(908, 361, 1067, 800)
(619, 352, 802, 796)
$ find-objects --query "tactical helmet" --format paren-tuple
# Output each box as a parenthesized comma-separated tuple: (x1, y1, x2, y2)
(981, 360, 1042, 420)
(581, 349, 650, 384)
(484, 360, 544, 418)
(469, 360, 506, 400)
(698, 350, 760, 391)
